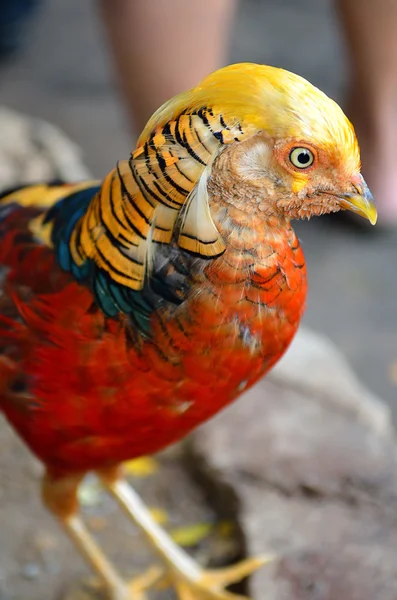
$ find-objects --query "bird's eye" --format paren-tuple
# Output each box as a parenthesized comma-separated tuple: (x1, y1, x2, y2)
(289, 147, 314, 169)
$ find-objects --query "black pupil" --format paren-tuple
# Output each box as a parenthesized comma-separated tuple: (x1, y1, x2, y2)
(297, 150, 311, 165)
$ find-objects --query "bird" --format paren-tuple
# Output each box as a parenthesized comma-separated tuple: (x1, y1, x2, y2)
(0, 63, 376, 600)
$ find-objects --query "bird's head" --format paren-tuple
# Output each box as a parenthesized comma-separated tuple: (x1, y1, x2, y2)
(141, 63, 377, 226)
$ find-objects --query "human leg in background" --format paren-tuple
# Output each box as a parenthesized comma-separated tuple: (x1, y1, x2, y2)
(336, 0, 397, 226)
(99, 0, 237, 133)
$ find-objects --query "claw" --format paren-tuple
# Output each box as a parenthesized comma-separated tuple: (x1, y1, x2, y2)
(203, 554, 275, 585)
(128, 565, 165, 599)
(100, 476, 275, 600)
(164, 554, 275, 600)
(61, 566, 165, 600)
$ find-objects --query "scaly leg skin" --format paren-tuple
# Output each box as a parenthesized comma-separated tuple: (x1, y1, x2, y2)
(99, 466, 274, 600)
(42, 471, 162, 600)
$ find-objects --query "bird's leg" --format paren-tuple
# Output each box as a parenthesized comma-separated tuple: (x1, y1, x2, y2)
(42, 471, 162, 600)
(99, 466, 272, 600)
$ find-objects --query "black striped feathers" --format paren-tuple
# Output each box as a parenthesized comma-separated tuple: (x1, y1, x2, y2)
(68, 107, 246, 291)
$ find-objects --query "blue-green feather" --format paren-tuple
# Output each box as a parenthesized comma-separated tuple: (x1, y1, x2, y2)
(46, 185, 191, 336)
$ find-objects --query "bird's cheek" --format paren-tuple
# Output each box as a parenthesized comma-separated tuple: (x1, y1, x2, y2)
(291, 176, 309, 197)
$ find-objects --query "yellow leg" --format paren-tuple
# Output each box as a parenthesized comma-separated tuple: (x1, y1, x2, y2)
(42, 471, 162, 600)
(99, 468, 273, 600)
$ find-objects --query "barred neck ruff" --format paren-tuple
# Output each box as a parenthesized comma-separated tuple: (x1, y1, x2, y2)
(67, 107, 249, 292)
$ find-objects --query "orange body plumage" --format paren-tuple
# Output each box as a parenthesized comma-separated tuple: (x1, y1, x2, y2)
(0, 182, 306, 474)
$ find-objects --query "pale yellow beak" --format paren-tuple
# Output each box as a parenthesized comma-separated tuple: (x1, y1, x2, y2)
(339, 177, 377, 225)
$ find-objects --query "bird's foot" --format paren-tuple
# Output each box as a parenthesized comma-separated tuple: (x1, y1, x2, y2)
(96, 555, 270, 600)
(125, 565, 164, 600)
(164, 554, 273, 600)
(99, 476, 273, 599)
(63, 566, 163, 600)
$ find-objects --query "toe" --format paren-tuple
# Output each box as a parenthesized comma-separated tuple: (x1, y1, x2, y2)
(204, 554, 275, 585)
(128, 565, 164, 599)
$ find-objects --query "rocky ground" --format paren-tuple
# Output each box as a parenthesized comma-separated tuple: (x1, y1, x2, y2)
(1, 1, 397, 599)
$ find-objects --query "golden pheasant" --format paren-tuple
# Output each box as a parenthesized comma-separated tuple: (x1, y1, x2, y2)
(0, 63, 376, 599)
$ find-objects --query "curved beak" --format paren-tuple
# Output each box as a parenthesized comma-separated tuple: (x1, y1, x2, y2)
(339, 176, 377, 225)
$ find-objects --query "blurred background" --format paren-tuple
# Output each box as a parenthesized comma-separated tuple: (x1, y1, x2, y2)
(1, 2, 397, 599)
(0, 0, 395, 417)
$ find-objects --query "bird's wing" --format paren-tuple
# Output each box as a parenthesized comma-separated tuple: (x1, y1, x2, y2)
(0, 181, 102, 412)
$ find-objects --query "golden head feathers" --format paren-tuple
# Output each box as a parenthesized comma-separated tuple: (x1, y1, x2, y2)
(139, 62, 360, 172)
(67, 63, 372, 293)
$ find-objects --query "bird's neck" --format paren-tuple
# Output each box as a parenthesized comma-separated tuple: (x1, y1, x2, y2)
(207, 148, 291, 246)
(203, 148, 306, 334)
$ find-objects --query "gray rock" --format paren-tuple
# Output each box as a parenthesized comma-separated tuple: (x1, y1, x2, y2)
(0, 106, 91, 189)
(186, 327, 397, 600)
(271, 328, 392, 437)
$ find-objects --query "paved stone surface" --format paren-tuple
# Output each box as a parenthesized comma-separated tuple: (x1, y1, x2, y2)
(187, 328, 397, 600)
